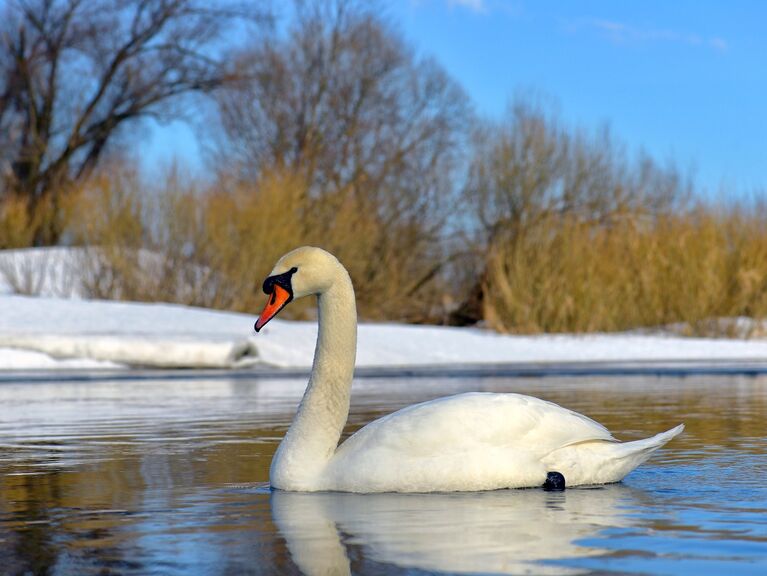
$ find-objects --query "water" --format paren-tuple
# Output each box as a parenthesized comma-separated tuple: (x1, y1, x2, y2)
(0, 374, 765, 575)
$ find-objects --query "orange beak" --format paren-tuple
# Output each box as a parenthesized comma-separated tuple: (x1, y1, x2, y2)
(255, 284, 292, 332)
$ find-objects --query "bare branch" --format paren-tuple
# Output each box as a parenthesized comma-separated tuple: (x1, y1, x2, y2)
(0, 0, 271, 244)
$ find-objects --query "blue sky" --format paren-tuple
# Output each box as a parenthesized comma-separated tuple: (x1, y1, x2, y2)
(147, 0, 766, 197)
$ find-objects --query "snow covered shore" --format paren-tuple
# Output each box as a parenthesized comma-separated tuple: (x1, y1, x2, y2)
(3, 293, 767, 370)
(3, 247, 767, 370)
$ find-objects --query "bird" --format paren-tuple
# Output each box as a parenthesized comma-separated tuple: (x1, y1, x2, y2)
(255, 246, 684, 493)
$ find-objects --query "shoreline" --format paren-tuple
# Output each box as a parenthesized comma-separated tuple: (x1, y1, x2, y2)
(3, 358, 767, 384)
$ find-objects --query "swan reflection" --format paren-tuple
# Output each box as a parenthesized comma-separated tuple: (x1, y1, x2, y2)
(272, 484, 638, 575)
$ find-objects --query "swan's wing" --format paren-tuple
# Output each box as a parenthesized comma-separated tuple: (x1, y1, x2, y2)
(334, 392, 615, 464)
(324, 392, 617, 491)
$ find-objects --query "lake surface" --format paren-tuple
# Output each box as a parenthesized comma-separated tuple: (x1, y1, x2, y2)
(0, 373, 765, 575)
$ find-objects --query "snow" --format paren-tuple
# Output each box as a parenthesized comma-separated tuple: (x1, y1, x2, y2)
(2, 248, 767, 370)
(0, 247, 86, 298)
(0, 295, 259, 369)
(0, 347, 118, 369)
(2, 292, 767, 370)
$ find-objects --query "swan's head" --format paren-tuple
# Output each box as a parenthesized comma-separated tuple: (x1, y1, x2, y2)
(254, 246, 343, 332)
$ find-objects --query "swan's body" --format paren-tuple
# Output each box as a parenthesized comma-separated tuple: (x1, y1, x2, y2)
(256, 247, 683, 493)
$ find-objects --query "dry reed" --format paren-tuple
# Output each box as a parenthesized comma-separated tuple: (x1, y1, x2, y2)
(481, 207, 767, 335)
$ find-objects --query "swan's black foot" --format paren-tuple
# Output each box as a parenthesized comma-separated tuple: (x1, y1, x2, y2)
(543, 471, 566, 491)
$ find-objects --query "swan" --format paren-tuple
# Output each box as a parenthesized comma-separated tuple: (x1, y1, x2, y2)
(255, 246, 684, 492)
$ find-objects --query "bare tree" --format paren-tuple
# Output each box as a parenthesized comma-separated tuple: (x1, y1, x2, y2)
(218, 1, 467, 194)
(214, 0, 470, 320)
(0, 0, 269, 245)
(466, 99, 687, 246)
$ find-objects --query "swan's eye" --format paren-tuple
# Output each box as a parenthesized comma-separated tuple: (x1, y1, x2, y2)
(262, 266, 299, 296)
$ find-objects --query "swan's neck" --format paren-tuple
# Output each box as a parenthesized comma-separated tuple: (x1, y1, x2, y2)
(270, 270, 357, 490)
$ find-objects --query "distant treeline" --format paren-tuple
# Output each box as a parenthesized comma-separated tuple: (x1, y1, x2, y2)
(1, 0, 766, 334)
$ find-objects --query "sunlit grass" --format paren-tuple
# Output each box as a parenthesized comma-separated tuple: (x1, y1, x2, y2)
(482, 206, 767, 334)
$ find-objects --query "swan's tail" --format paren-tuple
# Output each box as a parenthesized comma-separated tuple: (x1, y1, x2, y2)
(545, 424, 685, 486)
(600, 423, 685, 483)
(615, 423, 684, 459)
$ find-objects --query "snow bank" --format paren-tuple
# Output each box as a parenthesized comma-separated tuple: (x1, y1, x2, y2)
(3, 293, 767, 370)
(2, 246, 767, 371)
(0, 334, 258, 369)
(0, 346, 119, 369)
(0, 295, 260, 369)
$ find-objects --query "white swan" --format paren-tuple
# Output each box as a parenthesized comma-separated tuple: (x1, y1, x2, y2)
(255, 246, 684, 492)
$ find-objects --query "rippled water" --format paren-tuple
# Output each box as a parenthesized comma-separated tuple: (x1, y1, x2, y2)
(0, 374, 765, 575)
